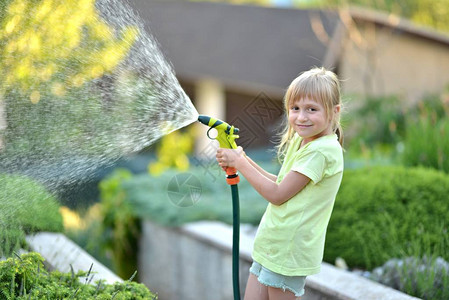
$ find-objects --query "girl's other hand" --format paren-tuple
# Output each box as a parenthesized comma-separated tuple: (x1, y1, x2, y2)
(216, 146, 245, 168)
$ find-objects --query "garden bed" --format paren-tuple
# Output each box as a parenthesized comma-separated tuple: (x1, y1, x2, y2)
(0, 232, 155, 299)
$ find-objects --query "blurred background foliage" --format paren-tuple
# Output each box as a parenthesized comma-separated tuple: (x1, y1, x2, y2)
(148, 128, 195, 176)
(344, 86, 449, 172)
(189, 0, 449, 33)
(0, 0, 140, 163)
(0, 0, 138, 102)
(315, 0, 449, 33)
(0, 173, 63, 257)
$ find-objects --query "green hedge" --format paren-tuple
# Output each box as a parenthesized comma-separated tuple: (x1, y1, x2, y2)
(0, 174, 63, 257)
(325, 166, 449, 270)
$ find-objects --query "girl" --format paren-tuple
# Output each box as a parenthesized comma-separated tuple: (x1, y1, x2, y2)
(216, 67, 344, 300)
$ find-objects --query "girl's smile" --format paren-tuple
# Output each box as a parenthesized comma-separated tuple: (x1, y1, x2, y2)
(288, 97, 333, 144)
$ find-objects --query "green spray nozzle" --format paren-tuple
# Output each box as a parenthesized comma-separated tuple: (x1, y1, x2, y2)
(198, 115, 239, 149)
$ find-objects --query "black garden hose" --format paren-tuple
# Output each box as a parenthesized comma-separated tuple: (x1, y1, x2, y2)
(230, 183, 241, 300)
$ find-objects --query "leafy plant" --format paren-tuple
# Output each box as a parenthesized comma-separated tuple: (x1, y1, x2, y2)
(402, 116, 449, 172)
(0, 252, 156, 299)
(402, 93, 449, 173)
(93, 169, 141, 280)
(344, 95, 405, 160)
(0, 0, 138, 100)
(120, 164, 271, 227)
(0, 173, 63, 257)
(371, 255, 449, 300)
(148, 128, 195, 176)
(325, 166, 449, 270)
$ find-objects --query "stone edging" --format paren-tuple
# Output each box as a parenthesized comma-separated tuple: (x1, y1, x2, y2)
(26, 232, 122, 284)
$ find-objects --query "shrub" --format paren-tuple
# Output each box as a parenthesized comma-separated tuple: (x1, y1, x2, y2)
(96, 169, 141, 280)
(0, 252, 156, 299)
(402, 114, 449, 173)
(0, 174, 63, 257)
(325, 166, 449, 270)
(371, 256, 449, 300)
(344, 95, 405, 152)
(344, 91, 449, 168)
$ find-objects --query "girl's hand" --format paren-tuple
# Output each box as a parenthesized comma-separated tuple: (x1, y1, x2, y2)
(216, 146, 245, 169)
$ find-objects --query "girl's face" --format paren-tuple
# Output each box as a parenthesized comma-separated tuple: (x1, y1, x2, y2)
(288, 96, 335, 145)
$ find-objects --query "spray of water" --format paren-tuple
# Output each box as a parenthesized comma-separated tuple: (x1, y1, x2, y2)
(0, 0, 199, 191)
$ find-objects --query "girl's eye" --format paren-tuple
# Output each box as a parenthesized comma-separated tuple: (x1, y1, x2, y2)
(308, 107, 317, 112)
(291, 106, 299, 111)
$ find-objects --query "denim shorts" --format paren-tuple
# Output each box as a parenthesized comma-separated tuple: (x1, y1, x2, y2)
(249, 261, 306, 297)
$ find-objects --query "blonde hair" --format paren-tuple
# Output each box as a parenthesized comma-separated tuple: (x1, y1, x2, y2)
(277, 67, 343, 159)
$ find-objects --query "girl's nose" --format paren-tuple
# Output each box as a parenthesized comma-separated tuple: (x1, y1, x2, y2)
(297, 111, 307, 121)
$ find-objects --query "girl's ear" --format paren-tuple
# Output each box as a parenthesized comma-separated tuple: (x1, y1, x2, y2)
(334, 105, 341, 114)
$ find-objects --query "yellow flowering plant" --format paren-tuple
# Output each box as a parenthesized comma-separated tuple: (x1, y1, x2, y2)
(0, 0, 138, 102)
(148, 127, 195, 176)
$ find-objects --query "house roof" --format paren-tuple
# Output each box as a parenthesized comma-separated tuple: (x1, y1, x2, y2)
(128, 0, 340, 96)
(348, 6, 449, 46)
(127, 1, 449, 96)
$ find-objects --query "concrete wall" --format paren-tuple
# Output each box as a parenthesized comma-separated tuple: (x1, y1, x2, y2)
(138, 221, 251, 300)
(341, 21, 449, 103)
(138, 220, 420, 300)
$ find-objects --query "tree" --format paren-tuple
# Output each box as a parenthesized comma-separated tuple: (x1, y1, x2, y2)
(0, 0, 142, 185)
(0, 0, 138, 154)
(190, 0, 270, 6)
(310, 0, 449, 33)
(0, 0, 138, 103)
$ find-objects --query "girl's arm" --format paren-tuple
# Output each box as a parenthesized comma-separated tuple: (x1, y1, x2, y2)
(217, 147, 310, 205)
(243, 153, 277, 182)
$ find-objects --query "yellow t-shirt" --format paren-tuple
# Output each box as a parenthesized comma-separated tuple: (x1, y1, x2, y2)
(252, 133, 343, 276)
